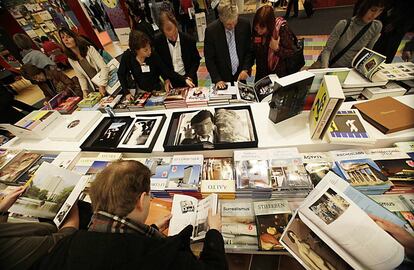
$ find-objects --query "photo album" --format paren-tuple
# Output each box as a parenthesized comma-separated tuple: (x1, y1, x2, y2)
(168, 193, 218, 241)
(163, 106, 258, 151)
(81, 114, 166, 152)
(280, 172, 405, 270)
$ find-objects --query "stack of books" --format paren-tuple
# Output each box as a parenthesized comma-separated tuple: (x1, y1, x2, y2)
(97, 95, 122, 111)
(48, 93, 81, 114)
(144, 91, 166, 110)
(186, 87, 209, 108)
(77, 92, 102, 108)
(164, 87, 188, 109)
(208, 84, 237, 106)
(127, 91, 151, 111)
(200, 157, 235, 199)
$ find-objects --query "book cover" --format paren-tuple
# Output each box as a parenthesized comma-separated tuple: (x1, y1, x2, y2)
(55, 96, 81, 113)
(234, 150, 271, 189)
(166, 155, 203, 190)
(302, 152, 333, 186)
(186, 87, 209, 104)
(309, 75, 345, 140)
(145, 157, 172, 179)
(394, 141, 414, 160)
(164, 87, 188, 102)
(268, 71, 315, 124)
(221, 201, 258, 249)
(0, 152, 42, 183)
(236, 82, 258, 102)
(351, 47, 387, 82)
(98, 95, 122, 109)
(0, 149, 22, 170)
(253, 200, 291, 250)
(9, 162, 86, 227)
(77, 92, 102, 108)
(352, 96, 414, 134)
(254, 75, 273, 102)
(49, 111, 101, 141)
(128, 91, 151, 109)
(326, 109, 375, 144)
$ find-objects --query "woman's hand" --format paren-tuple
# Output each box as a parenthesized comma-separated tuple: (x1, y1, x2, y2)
(98, 86, 107, 96)
(164, 79, 172, 92)
(185, 77, 195, 88)
(269, 36, 280, 51)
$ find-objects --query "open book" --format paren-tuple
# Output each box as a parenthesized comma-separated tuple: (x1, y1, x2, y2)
(168, 193, 218, 241)
(280, 172, 405, 270)
(237, 75, 277, 103)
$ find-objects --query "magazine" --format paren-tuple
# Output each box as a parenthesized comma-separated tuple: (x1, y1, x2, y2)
(280, 172, 405, 270)
(9, 162, 87, 227)
(168, 193, 218, 240)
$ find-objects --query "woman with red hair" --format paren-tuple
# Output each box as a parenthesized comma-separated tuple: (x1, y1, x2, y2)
(252, 5, 297, 81)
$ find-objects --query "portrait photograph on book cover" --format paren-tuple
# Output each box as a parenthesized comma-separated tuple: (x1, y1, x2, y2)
(281, 215, 352, 270)
(309, 188, 350, 225)
(163, 106, 258, 152)
(81, 114, 166, 153)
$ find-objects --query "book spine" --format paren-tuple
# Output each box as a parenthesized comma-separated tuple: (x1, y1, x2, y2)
(312, 98, 339, 139)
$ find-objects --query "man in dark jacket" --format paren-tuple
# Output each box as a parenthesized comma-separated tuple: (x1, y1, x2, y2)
(204, 1, 253, 90)
(33, 160, 227, 270)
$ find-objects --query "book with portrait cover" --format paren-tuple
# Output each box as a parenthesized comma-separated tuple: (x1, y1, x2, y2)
(164, 106, 258, 152)
(168, 193, 218, 241)
(81, 114, 166, 153)
(326, 109, 375, 145)
(253, 200, 291, 250)
(280, 172, 405, 270)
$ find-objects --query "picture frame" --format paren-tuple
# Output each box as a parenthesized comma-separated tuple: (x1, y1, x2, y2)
(163, 105, 258, 152)
(81, 114, 166, 153)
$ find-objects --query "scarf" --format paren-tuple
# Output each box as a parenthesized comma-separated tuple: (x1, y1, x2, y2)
(267, 17, 287, 72)
(88, 211, 165, 239)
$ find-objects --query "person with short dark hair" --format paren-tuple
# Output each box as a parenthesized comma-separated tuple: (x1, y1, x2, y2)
(32, 160, 227, 270)
(181, 110, 216, 144)
(20, 63, 82, 100)
(118, 30, 188, 100)
(58, 27, 109, 97)
(13, 33, 55, 69)
(154, 11, 200, 88)
(317, 0, 385, 68)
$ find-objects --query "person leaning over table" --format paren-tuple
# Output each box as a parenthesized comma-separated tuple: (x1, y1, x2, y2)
(313, 0, 385, 69)
(20, 63, 83, 100)
(204, 1, 253, 90)
(58, 27, 109, 98)
(0, 186, 79, 270)
(153, 10, 200, 88)
(32, 160, 227, 270)
(118, 30, 192, 101)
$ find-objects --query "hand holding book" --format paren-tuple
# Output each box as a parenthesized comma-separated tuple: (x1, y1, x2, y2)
(0, 186, 25, 213)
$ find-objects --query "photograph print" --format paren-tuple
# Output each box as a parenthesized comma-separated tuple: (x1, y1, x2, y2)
(214, 108, 254, 143)
(92, 118, 129, 147)
(237, 82, 257, 102)
(119, 115, 163, 149)
(174, 110, 215, 145)
(310, 188, 350, 225)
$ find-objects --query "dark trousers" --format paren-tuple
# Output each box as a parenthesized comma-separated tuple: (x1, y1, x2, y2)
(285, 0, 299, 17)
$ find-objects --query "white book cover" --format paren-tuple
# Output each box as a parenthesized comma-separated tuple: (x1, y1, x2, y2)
(49, 111, 101, 141)
(51, 152, 79, 169)
(365, 148, 410, 161)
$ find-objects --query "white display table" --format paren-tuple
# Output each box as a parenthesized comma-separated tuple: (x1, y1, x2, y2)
(3, 95, 414, 155)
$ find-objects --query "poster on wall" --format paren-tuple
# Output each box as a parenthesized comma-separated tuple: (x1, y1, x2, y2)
(100, 0, 130, 45)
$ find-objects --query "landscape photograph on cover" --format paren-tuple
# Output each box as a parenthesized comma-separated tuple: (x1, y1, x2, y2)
(338, 159, 388, 186)
(310, 188, 350, 225)
(119, 116, 161, 148)
(0, 153, 41, 183)
(257, 213, 290, 250)
(92, 119, 129, 147)
(236, 160, 270, 189)
(168, 165, 201, 188)
(281, 216, 352, 270)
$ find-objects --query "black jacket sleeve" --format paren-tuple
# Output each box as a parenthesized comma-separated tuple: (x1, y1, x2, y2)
(240, 20, 254, 72)
(183, 34, 201, 81)
(117, 51, 131, 95)
(204, 25, 222, 83)
(152, 51, 186, 85)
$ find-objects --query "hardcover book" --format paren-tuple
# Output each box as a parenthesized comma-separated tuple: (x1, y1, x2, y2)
(280, 172, 405, 270)
(0, 152, 41, 183)
(166, 155, 203, 191)
(394, 141, 414, 160)
(253, 200, 291, 250)
(201, 157, 235, 198)
(234, 149, 271, 190)
(309, 75, 345, 140)
(77, 92, 102, 108)
(49, 111, 101, 141)
(168, 193, 218, 240)
(163, 106, 258, 152)
(302, 152, 333, 186)
(0, 149, 22, 170)
(352, 96, 414, 134)
(326, 109, 375, 145)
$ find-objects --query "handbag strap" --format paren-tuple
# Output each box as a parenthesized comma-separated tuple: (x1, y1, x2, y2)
(329, 20, 372, 67)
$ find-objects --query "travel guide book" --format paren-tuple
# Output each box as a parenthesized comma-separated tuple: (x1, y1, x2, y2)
(168, 193, 218, 241)
(326, 109, 375, 145)
(9, 162, 87, 227)
(309, 75, 345, 140)
(221, 201, 258, 249)
(280, 172, 405, 270)
(268, 71, 315, 124)
(164, 106, 258, 152)
(253, 200, 291, 250)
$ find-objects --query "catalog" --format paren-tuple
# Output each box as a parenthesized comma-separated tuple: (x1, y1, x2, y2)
(168, 193, 218, 241)
(280, 172, 405, 270)
(9, 162, 87, 227)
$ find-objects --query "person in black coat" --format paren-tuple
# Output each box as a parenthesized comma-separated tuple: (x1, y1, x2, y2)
(118, 30, 192, 100)
(153, 11, 200, 88)
(32, 160, 227, 270)
(204, 2, 253, 89)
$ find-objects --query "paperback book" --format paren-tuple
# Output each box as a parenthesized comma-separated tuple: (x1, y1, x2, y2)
(200, 157, 235, 199)
(0, 152, 41, 184)
(394, 141, 414, 160)
(302, 152, 334, 186)
(165, 155, 203, 191)
(168, 193, 218, 240)
(234, 149, 271, 190)
(253, 200, 291, 250)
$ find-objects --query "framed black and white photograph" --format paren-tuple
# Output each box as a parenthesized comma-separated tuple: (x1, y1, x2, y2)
(163, 106, 258, 152)
(118, 115, 164, 149)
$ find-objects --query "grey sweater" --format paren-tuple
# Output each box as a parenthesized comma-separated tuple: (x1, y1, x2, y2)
(320, 17, 382, 68)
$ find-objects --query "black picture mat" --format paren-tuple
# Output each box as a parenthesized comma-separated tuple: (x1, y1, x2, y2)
(80, 114, 166, 153)
(163, 105, 258, 152)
